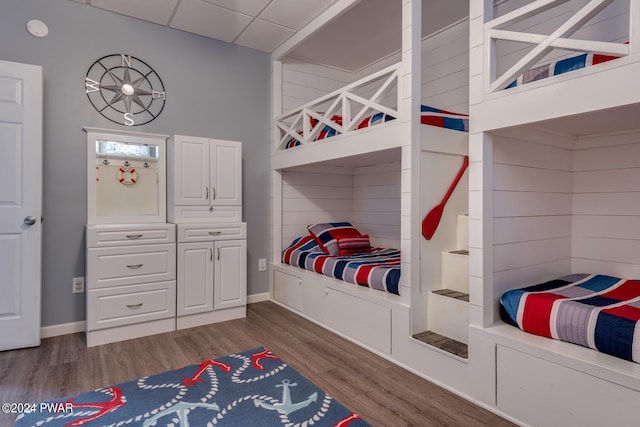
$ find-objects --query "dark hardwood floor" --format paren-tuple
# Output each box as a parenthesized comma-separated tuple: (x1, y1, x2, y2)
(0, 301, 515, 426)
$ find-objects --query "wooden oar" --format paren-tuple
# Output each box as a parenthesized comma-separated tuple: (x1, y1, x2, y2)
(422, 155, 469, 240)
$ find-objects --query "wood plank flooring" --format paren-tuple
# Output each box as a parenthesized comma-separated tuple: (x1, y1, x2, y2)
(0, 301, 515, 426)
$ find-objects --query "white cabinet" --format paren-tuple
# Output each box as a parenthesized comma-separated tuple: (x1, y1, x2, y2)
(168, 135, 242, 223)
(176, 223, 247, 330)
(86, 223, 176, 347)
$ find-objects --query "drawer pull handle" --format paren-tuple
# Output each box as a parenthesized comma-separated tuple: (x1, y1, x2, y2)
(208, 231, 222, 236)
(127, 303, 143, 310)
(126, 234, 143, 239)
(126, 264, 143, 269)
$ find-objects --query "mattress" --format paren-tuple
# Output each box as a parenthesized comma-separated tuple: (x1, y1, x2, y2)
(500, 274, 640, 363)
(282, 236, 401, 295)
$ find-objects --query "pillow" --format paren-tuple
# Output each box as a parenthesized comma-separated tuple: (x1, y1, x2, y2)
(307, 222, 362, 255)
(337, 234, 372, 256)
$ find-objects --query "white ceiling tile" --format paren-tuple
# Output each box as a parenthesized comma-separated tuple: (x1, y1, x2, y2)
(235, 19, 294, 53)
(259, 0, 334, 30)
(89, 0, 179, 25)
(170, 0, 252, 42)
(200, 0, 271, 17)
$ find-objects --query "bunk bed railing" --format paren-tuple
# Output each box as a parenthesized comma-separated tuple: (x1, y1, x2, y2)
(274, 63, 401, 151)
(485, 0, 631, 93)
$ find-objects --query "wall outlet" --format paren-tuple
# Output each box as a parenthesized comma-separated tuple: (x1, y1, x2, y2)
(258, 258, 267, 271)
(72, 277, 85, 293)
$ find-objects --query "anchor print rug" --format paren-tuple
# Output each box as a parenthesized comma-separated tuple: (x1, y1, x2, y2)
(15, 347, 370, 427)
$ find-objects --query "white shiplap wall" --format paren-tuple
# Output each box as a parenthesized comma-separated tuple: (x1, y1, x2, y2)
(353, 162, 402, 249)
(491, 128, 640, 303)
(491, 128, 574, 303)
(281, 167, 353, 250)
(280, 162, 401, 252)
(572, 132, 640, 278)
(281, 18, 470, 117)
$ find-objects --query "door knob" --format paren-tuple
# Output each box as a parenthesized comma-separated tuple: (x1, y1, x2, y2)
(24, 216, 37, 226)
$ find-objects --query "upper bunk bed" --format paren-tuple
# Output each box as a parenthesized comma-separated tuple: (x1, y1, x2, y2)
(470, 0, 639, 132)
(270, 0, 470, 171)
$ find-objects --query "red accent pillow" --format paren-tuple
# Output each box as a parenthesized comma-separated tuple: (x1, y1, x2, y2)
(307, 222, 361, 255)
(337, 235, 372, 256)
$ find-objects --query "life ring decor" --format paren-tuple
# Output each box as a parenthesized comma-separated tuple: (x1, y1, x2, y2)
(117, 166, 138, 185)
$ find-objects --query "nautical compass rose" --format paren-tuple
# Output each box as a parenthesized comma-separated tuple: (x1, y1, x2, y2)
(85, 54, 166, 126)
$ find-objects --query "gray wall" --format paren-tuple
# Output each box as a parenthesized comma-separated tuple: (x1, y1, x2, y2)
(0, 0, 271, 327)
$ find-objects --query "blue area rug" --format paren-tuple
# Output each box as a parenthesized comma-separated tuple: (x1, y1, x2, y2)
(16, 347, 370, 426)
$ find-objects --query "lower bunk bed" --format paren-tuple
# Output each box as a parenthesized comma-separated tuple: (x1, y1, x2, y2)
(470, 273, 640, 427)
(272, 222, 409, 356)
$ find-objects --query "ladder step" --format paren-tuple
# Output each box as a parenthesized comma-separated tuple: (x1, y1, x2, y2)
(432, 288, 469, 302)
(449, 249, 469, 255)
(412, 330, 468, 359)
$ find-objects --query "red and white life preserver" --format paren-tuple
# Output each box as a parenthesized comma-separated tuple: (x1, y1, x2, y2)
(117, 167, 137, 185)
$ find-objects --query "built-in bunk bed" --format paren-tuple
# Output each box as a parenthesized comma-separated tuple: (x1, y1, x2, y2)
(270, 0, 472, 381)
(468, 0, 640, 426)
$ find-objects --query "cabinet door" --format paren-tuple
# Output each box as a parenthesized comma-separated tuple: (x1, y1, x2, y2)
(173, 135, 210, 206)
(210, 139, 242, 206)
(214, 239, 246, 310)
(177, 242, 213, 316)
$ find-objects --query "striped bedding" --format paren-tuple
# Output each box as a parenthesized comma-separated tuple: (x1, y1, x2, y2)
(506, 50, 621, 89)
(500, 274, 640, 363)
(283, 105, 468, 149)
(282, 236, 401, 295)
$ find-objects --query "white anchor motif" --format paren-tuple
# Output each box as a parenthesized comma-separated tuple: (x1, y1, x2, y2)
(254, 379, 318, 415)
(142, 401, 220, 427)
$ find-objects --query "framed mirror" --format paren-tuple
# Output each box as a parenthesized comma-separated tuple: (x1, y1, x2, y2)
(85, 128, 168, 224)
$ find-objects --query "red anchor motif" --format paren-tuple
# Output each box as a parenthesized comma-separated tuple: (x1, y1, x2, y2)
(251, 348, 280, 370)
(334, 413, 362, 427)
(63, 387, 125, 426)
(182, 359, 232, 387)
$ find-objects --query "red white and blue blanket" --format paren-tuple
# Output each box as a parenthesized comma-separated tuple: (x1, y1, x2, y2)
(500, 274, 640, 363)
(15, 347, 370, 427)
(506, 51, 621, 89)
(283, 105, 468, 149)
(282, 236, 401, 295)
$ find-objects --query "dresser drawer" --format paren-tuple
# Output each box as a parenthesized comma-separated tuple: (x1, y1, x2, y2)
(177, 222, 246, 243)
(87, 224, 176, 247)
(87, 244, 176, 289)
(87, 281, 176, 331)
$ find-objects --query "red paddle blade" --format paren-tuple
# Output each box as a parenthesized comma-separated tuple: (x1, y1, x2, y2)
(422, 155, 469, 240)
(422, 203, 444, 240)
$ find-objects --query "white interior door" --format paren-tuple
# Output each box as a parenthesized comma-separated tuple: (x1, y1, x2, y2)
(0, 60, 43, 350)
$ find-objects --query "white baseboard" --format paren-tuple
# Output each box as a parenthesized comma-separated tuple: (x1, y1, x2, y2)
(40, 320, 85, 338)
(41, 293, 270, 339)
(247, 292, 270, 304)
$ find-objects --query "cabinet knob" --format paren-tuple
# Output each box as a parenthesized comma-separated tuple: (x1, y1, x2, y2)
(126, 264, 143, 269)
(126, 234, 143, 239)
(208, 231, 221, 236)
(324, 289, 329, 296)
(126, 303, 143, 310)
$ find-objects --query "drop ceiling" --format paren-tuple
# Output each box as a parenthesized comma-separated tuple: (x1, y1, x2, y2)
(69, 0, 469, 72)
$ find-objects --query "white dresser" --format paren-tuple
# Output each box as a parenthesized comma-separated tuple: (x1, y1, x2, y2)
(85, 223, 176, 347)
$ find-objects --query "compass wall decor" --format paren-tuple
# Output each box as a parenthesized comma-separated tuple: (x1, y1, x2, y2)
(85, 54, 166, 126)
